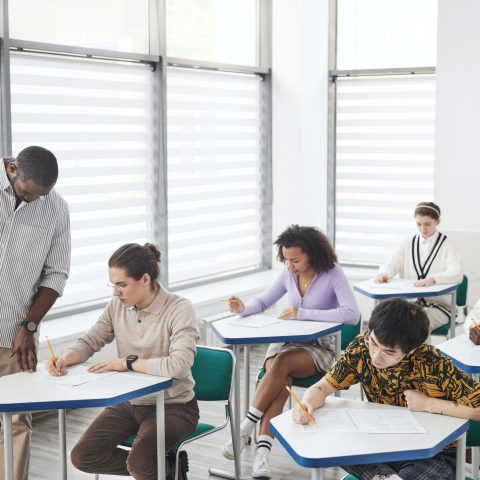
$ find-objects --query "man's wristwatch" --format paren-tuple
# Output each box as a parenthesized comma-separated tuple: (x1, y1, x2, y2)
(20, 321, 38, 333)
(126, 355, 139, 371)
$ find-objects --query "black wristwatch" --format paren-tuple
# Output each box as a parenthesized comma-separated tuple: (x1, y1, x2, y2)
(126, 355, 139, 371)
(20, 321, 38, 333)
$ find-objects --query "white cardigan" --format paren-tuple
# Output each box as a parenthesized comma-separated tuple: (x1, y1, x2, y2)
(464, 299, 480, 332)
(378, 233, 462, 308)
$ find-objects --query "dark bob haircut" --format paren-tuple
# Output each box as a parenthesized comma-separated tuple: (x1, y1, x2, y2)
(369, 298, 429, 353)
(274, 225, 337, 273)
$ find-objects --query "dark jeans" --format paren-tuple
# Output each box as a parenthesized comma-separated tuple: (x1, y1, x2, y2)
(71, 397, 199, 480)
(343, 449, 456, 480)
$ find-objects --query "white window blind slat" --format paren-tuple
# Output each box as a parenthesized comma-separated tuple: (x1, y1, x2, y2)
(335, 74, 435, 265)
(167, 67, 264, 286)
(11, 53, 156, 310)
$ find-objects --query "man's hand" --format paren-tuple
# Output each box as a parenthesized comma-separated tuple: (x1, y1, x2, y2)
(278, 307, 299, 320)
(88, 358, 129, 374)
(469, 325, 480, 345)
(10, 327, 37, 372)
(404, 389, 431, 412)
(292, 401, 315, 425)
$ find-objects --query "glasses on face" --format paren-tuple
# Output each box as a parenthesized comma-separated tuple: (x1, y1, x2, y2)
(106, 281, 126, 292)
(364, 333, 406, 365)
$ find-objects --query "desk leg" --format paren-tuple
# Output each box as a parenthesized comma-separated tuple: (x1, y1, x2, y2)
(449, 291, 457, 339)
(456, 432, 466, 480)
(243, 346, 250, 419)
(209, 344, 245, 479)
(156, 391, 166, 480)
(58, 409, 67, 480)
(3, 413, 13, 480)
(311, 468, 324, 480)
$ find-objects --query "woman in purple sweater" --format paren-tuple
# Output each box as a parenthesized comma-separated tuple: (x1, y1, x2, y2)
(222, 225, 359, 479)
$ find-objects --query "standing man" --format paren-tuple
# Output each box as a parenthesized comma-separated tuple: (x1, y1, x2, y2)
(0, 146, 71, 480)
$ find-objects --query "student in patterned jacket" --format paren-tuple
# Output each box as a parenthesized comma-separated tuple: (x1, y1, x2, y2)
(293, 298, 480, 480)
(375, 201, 462, 333)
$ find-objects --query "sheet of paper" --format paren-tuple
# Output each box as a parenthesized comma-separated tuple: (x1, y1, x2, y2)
(301, 409, 358, 433)
(369, 280, 416, 290)
(42, 365, 118, 386)
(76, 375, 149, 395)
(227, 314, 282, 329)
(348, 409, 426, 434)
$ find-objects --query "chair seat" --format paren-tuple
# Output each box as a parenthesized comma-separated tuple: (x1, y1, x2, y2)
(257, 369, 325, 388)
(119, 422, 216, 452)
(432, 323, 450, 336)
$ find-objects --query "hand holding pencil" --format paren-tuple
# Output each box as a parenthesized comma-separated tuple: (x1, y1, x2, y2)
(44, 337, 67, 376)
(287, 386, 317, 425)
(468, 319, 480, 345)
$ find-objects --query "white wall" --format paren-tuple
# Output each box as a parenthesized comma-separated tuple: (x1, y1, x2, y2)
(271, 0, 330, 240)
(436, 0, 480, 303)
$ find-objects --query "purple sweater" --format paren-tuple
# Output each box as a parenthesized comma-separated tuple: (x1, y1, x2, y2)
(242, 265, 359, 324)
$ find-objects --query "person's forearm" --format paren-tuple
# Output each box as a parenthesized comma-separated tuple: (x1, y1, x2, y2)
(61, 349, 82, 367)
(427, 397, 479, 420)
(25, 287, 59, 325)
(302, 379, 335, 409)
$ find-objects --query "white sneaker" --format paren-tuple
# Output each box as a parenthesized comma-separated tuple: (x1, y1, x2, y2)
(252, 452, 272, 479)
(222, 432, 250, 460)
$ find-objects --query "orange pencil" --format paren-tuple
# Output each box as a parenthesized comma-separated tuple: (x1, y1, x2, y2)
(46, 336, 58, 364)
(286, 386, 316, 425)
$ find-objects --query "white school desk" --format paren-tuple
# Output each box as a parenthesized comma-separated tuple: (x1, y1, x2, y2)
(210, 317, 343, 480)
(270, 397, 468, 480)
(0, 366, 172, 480)
(437, 334, 480, 479)
(354, 279, 459, 338)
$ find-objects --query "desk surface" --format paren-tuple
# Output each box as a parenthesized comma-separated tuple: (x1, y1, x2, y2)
(211, 317, 342, 345)
(437, 334, 480, 374)
(354, 279, 458, 300)
(0, 365, 172, 412)
(270, 397, 469, 468)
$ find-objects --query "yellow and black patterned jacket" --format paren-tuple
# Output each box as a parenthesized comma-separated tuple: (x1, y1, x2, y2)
(325, 332, 480, 409)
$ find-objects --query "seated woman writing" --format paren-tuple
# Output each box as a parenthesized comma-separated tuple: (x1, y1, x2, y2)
(375, 201, 462, 333)
(222, 224, 359, 479)
(45, 243, 199, 480)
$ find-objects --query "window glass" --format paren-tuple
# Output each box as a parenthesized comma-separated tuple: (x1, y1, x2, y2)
(166, 0, 257, 66)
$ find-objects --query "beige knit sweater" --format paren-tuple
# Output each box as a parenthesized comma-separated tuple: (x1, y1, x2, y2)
(67, 285, 199, 405)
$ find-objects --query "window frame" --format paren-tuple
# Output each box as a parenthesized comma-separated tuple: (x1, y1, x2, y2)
(327, 0, 436, 268)
(0, 0, 272, 317)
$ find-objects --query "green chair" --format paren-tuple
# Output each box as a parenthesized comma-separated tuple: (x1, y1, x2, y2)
(94, 345, 236, 480)
(432, 275, 469, 339)
(341, 420, 480, 480)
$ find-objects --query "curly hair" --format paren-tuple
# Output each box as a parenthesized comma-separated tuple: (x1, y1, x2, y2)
(274, 225, 337, 273)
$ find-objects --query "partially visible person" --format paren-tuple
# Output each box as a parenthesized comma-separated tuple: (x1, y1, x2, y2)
(293, 298, 480, 480)
(222, 225, 359, 479)
(375, 202, 462, 333)
(464, 298, 480, 345)
(0, 146, 71, 480)
(45, 243, 199, 480)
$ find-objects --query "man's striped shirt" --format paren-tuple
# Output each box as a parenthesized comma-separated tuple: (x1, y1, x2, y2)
(0, 165, 71, 347)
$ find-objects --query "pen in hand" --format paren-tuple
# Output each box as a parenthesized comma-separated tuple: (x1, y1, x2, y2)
(286, 385, 317, 425)
(46, 336, 58, 365)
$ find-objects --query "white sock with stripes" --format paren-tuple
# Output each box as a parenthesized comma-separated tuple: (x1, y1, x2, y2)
(240, 406, 264, 435)
(256, 434, 273, 457)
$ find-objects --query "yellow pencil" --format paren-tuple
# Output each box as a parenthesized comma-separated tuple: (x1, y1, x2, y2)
(286, 386, 317, 425)
(45, 336, 58, 364)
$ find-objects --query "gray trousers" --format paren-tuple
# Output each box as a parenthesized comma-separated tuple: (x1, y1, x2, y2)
(71, 398, 199, 480)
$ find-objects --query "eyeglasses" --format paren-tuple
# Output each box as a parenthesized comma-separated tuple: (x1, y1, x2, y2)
(106, 281, 126, 292)
(364, 333, 406, 365)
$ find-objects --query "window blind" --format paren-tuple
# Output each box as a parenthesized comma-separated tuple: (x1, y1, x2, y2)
(167, 67, 264, 286)
(334, 74, 435, 265)
(10, 52, 156, 310)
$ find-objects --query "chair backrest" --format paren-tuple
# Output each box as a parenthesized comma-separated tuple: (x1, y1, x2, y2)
(191, 345, 235, 402)
(456, 275, 468, 307)
(341, 315, 362, 351)
(467, 419, 480, 447)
